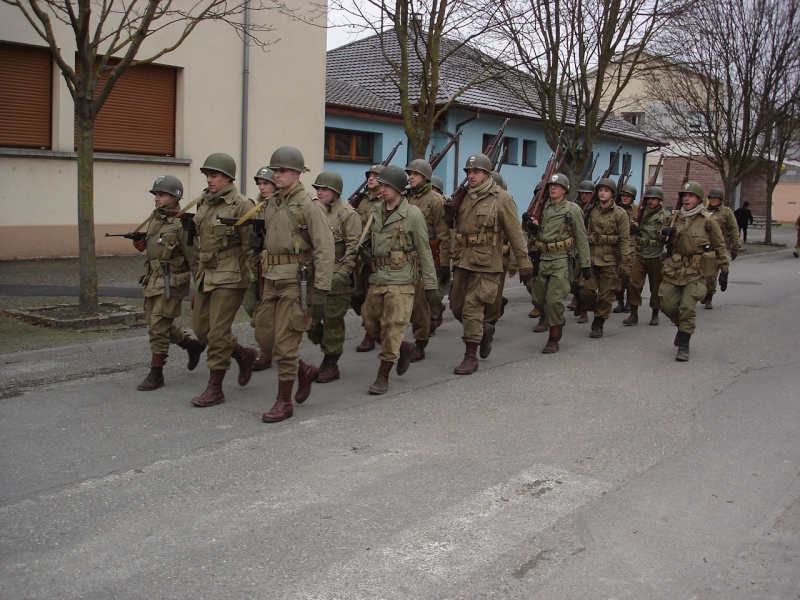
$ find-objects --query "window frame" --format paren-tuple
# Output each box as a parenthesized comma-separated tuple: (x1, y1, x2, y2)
(0, 41, 53, 150)
(324, 128, 375, 163)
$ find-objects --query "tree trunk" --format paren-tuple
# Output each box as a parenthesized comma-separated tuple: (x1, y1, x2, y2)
(764, 183, 774, 244)
(75, 100, 99, 314)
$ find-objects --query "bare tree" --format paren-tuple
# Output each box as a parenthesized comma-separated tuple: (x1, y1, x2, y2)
(488, 0, 685, 185)
(1, 0, 294, 313)
(329, 0, 509, 159)
(644, 0, 800, 239)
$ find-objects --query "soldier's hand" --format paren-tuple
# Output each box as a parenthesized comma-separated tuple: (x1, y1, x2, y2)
(518, 267, 534, 286)
(661, 226, 676, 238)
(181, 218, 196, 235)
(629, 222, 640, 235)
(425, 288, 441, 313)
(617, 266, 630, 280)
(133, 238, 146, 253)
(248, 230, 264, 252)
(521, 212, 538, 234)
(730, 248, 738, 260)
(581, 267, 593, 281)
(331, 271, 350, 291)
(310, 289, 327, 322)
(718, 271, 728, 292)
(507, 264, 518, 278)
(437, 265, 451, 285)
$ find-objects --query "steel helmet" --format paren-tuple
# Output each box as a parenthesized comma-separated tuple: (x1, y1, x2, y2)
(253, 166, 276, 185)
(679, 180, 704, 199)
(578, 180, 595, 194)
(547, 173, 570, 192)
(708, 187, 725, 200)
(490, 171, 507, 190)
(431, 175, 444, 193)
(405, 159, 433, 181)
(312, 171, 344, 196)
(268, 146, 309, 173)
(201, 153, 236, 180)
(463, 153, 493, 173)
(365, 164, 385, 179)
(643, 186, 664, 201)
(149, 175, 184, 198)
(596, 177, 618, 197)
(376, 165, 408, 193)
(620, 184, 637, 199)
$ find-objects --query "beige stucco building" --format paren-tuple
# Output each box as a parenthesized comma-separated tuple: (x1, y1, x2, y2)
(0, 1, 327, 259)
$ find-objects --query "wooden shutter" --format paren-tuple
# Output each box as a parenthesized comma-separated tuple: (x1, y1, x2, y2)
(0, 42, 52, 149)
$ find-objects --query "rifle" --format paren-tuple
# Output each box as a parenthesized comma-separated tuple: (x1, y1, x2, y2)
(580, 153, 599, 182)
(633, 154, 663, 228)
(664, 155, 693, 258)
(216, 215, 266, 300)
(526, 131, 565, 226)
(105, 231, 146, 241)
(337, 213, 373, 264)
(157, 208, 197, 246)
(584, 144, 623, 223)
(447, 118, 510, 214)
(428, 128, 463, 170)
(674, 154, 692, 211)
(615, 154, 629, 203)
(348, 139, 403, 210)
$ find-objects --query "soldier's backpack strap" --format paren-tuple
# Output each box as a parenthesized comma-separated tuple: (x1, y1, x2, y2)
(285, 203, 313, 248)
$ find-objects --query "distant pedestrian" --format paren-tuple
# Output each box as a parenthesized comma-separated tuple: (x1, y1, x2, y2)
(734, 201, 754, 243)
(794, 213, 800, 258)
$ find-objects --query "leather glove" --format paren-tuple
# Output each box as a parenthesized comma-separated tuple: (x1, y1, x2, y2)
(581, 267, 593, 280)
(133, 238, 146, 253)
(437, 265, 451, 285)
(521, 212, 538, 234)
(310, 289, 327, 322)
(661, 226, 676, 238)
(359, 246, 374, 262)
(730, 248, 738, 260)
(331, 271, 350, 290)
(718, 271, 728, 292)
(425, 288, 441, 313)
(629, 222, 640, 235)
(518, 267, 534, 286)
(248, 230, 264, 252)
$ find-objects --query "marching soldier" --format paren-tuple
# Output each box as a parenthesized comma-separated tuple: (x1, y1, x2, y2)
(566, 179, 595, 323)
(352, 164, 385, 353)
(528, 173, 591, 353)
(580, 177, 631, 338)
(451, 154, 532, 373)
(134, 175, 205, 391)
(308, 171, 361, 382)
(254, 146, 335, 423)
(430, 173, 451, 332)
(624, 186, 667, 326)
(189, 153, 258, 406)
(613, 184, 637, 314)
(361, 165, 440, 394)
(703, 187, 740, 309)
(794, 213, 800, 258)
(485, 171, 514, 327)
(405, 159, 452, 360)
(660, 181, 729, 361)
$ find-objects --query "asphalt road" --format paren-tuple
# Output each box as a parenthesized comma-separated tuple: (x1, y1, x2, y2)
(1, 243, 799, 599)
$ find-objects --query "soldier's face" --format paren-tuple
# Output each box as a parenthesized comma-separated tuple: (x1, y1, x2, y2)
(408, 171, 425, 187)
(274, 168, 301, 192)
(681, 192, 701, 210)
(579, 192, 593, 204)
(379, 183, 402, 205)
(367, 173, 380, 191)
(153, 191, 177, 209)
(315, 187, 338, 205)
(548, 183, 567, 202)
(646, 197, 661, 209)
(466, 168, 489, 187)
(709, 197, 722, 207)
(205, 171, 231, 193)
(620, 194, 634, 205)
(256, 179, 276, 198)
(597, 186, 614, 203)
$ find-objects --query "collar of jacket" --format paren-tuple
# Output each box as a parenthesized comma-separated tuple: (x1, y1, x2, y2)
(203, 183, 237, 204)
(467, 177, 494, 199)
(409, 182, 432, 197)
(274, 182, 307, 207)
(380, 197, 410, 225)
(323, 197, 343, 213)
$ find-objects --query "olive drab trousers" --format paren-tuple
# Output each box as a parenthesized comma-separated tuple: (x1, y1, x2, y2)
(628, 256, 663, 309)
(144, 294, 186, 354)
(449, 268, 501, 343)
(410, 278, 431, 341)
(307, 293, 351, 357)
(192, 285, 246, 370)
(579, 265, 618, 319)
(530, 258, 571, 327)
(659, 279, 707, 334)
(362, 283, 415, 363)
(254, 278, 312, 381)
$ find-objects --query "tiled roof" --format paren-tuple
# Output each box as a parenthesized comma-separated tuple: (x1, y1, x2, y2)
(326, 30, 664, 146)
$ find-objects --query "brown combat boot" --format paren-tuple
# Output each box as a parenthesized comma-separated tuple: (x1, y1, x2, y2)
(704, 293, 714, 310)
(396, 341, 413, 375)
(479, 322, 495, 359)
(533, 316, 548, 333)
(649, 309, 659, 326)
(577, 311, 588, 323)
(232, 343, 257, 386)
(316, 354, 340, 383)
(137, 353, 167, 391)
(528, 307, 541, 318)
(410, 339, 428, 362)
(623, 305, 638, 326)
(356, 334, 376, 352)
(453, 342, 480, 375)
(368, 360, 393, 395)
(542, 324, 563, 354)
(191, 370, 226, 407)
(252, 350, 272, 371)
(675, 331, 691, 362)
(262, 380, 294, 422)
(177, 335, 206, 371)
(613, 291, 627, 313)
(567, 296, 578, 312)
(295, 360, 318, 404)
(589, 317, 605, 338)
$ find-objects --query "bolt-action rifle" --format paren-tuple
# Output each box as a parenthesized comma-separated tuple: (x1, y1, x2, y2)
(632, 153, 663, 228)
(427, 128, 463, 170)
(663, 155, 693, 258)
(446, 118, 510, 214)
(580, 152, 599, 182)
(347, 139, 404, 210)
(583, 143, 623, 225)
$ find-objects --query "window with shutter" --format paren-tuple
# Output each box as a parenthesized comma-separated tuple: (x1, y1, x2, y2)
(0, 42, 52, 149)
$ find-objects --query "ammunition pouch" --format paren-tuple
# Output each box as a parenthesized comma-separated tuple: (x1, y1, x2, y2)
(455, 232, 500, 247)
(534, 238, 573, 253)
(262, 250, 313, 266)
(371, 251, 418, 271)
(590, 233, 619, 245)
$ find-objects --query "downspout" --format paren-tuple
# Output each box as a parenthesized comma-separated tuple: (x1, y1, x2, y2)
(240, 0, 251, 195)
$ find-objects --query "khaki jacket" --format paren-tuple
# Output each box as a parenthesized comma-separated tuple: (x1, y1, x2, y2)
(260, 183, 334, 291)
(357, 193, 382, 227)
(193, 184, 254, 291)
(452, 179, 532, 273)
(586, 202, 631, 269)
(633, 206, 668, 260)
(662, 208, 730, 285)
(141, 208, 199, 298)
(707, 205, 741, 251)
(407, 184, 453, 268)
(537, 199, 591, 267)
(321, 197, 361, 293)
(367, 198, 437, 290)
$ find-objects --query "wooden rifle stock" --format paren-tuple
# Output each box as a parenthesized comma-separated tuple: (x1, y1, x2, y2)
(526, 131, 565, 225)
(634, 154, 664, 227)
(674, 155, 692, 211)
(348, 139, 404, 209)
(585, 144, 623, 223)
(428, 128, 463, 171)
